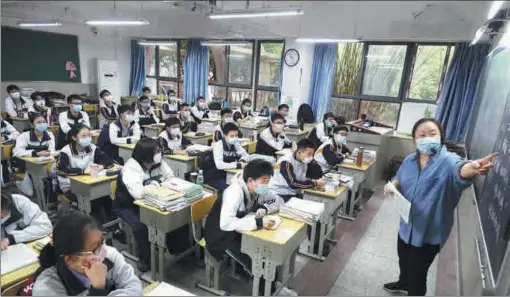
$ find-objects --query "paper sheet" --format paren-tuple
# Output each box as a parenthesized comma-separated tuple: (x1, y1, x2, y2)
(146, 282, 195, 296)
(1, 243, 38, 275)
(386, 182, 411, 224)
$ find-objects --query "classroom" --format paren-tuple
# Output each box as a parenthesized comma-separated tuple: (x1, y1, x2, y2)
(1, 1, 509, 296)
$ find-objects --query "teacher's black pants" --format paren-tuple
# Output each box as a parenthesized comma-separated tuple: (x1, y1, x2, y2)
(397, 235, 440, 296)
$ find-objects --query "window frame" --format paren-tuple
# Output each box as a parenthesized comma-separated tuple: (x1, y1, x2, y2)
(254, 40, 285, 110)
(144, 39, 185, 97)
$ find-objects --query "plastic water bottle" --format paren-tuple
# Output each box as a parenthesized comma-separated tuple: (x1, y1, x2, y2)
(196, 169, 204, 186)
(252, 128, 258, 141)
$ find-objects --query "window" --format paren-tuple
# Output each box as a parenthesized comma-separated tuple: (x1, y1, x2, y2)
(145, 45, 156, 76)
(334, 43, 364, 95)
(209, 47, 226, 84)
(158, 81, 178, 95)
(258, 42, 284, 87)
(256, 91, 278, 109)
(208, 85, 227, 100)
(359, 101, 400, 128)
(362, 45, 407, 97)
(228, 43, 253, 85)
(228, 88, 252, 108)
(158, 43, 178, 78)
(408, 45, 448, 100)
(146, 77, 157, 94)
(331, 97, 359, 122)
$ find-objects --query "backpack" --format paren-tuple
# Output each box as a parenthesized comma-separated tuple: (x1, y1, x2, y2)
(196, 150, 218, 183)
(297, 104, 315, 129)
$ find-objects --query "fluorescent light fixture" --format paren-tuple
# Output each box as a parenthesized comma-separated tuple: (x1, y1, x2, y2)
(85, 19, 149, 26)
(366, 55, 390, 59)
(295, 38, 360, 43)
(17, 21, 62, 27)
(208, 7, 303, 19)
(138, 41, 175, 46)
(470, 25, 488, 46)
(487, 1, 505, 19)
(200, 40, 250, 46)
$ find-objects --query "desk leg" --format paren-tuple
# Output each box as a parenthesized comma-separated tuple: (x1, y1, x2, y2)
(252, 275, 261, 296)
(147, 226, 158, 281)
(77, 195, 91, 215)
(264, 259, 278, 296)
(30, 174, 47, 212)
(155, 228, 167, 282)
(317, 221, 326, 258)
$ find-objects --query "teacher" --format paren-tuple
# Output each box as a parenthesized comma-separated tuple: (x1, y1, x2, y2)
(383, 118, 496, 296)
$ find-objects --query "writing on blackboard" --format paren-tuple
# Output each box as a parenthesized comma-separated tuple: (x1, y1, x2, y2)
(488, 203, 501, 244)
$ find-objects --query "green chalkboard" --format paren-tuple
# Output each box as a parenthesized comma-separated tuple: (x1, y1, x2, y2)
(1, 26, 81, 82)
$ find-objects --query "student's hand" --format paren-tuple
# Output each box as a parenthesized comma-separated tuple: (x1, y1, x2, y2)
(1, 238, 10, 250)
(37, 151, 51, 157)
(315, 178, 327, 188)
(255, 208, 267, 218)
(148, 107, 155, 115)
(383, 180, 399, 197)
(174, 149, 187, 155)
(263, 216, 275, 230)
(84, 167, 91, 175)
(83, 262, 107, 289)
(0, 137, 4, 142)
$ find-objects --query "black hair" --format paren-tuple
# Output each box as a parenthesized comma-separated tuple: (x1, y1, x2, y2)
(323, 112, 335, 121)
(221, 122, 239, 135)
(335, 116, 346, 125)
(1, 192, 12, 211)
(360, 114, 367, 120)
(271, 113, 285, 123)
(242, 159, 274, 182)
(39, 213, 101, 269)
(241, 98, 252, 106)
(99, 89, 110, 98)
(139, 95, 150, 102)
(6, 84, 19, 93)
(167, 89, 176, 96)
(30, 91, 45, 101)
(196, 96, 205, 102)
(28, 112, 45, 124)
(142, 87, 151, 93)
(220, 108, 233, 117)
(296, 138, 316, 151)
(334, 126, 349, 133)
(411, 118, 445, 144)
(67, 94, 83, 104)
(278, 104, 289, 111)
(132, 138, 160, 165)
(69, 123, 90, 140)
(117, 104, 132, 115)
(180, 103, 190, 110)
(165, 117, 181, 128)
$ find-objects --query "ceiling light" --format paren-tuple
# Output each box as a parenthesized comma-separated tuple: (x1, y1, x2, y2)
(200, 40, 250, 46)
(295, 38, 360, 43)
(17, 21, 62, 27)
(487, 1, 505, 19)
(85, 19, 149, 26)
(208, 7, 303, 19)
(138, 41, 175, 46)
(470, 24, 488, 46)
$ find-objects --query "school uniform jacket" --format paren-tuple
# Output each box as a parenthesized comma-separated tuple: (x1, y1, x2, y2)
(213, 122, 243, 142)
(190, 105, 209, 123)
(5, 96, 33, 118)
(0, 194, 52, 244)
(58, 111, 91, 135)
(179, 115, 198, 134)
(32, 245, 142, 296)
(1, 120, 20, 141)
(162, 99, 179, 120)
(56, 143, 113, 193)
(28, 106, 52, 124)
(309, 121, 333, 149)
(13, 130, 56, 157)
(114, 158, 174, 210)
(212, 138, 249, 172)
(204, 173, 283, 261)
(269, 153, 315, 196)
(133, 107, 159, 126)
(233, 109, 252, 122)
(158, 130, 192, 154)
(97, 120, 141, 161)
(255, 127, 292, 157)
(314, 139, 352, 172)
(99, 101, 119, 128)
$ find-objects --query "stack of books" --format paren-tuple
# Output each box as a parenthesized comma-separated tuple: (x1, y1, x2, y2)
(279, 198, 324, 226)
(162, 178, 204, 204)
(143, 186, 186, 211)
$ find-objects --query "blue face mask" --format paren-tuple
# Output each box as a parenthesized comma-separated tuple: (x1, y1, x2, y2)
(416, 137, 441, 155)
(255, 183, 269, 195)
(335, 135, 346, 145)
(326, 120, 333, 128)
(226, 137, 239, 146)
(34, 123, 48, 133)
(142, 103, 151, 109)
(72, 105, 82, 112)
(78, 137, 92, 148)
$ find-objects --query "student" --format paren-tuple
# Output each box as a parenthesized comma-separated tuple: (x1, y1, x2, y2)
(256, 113, 293, 157)
(141, 86, 157, 108)
(213, 108, 243, 142)
(178, 103, 198, 134)
(233, 98, 253, 123)
(33, 213, 142, 296)
(159, 117, 192, 155)
(190, 96, 209, 123)
(208, 123, 249, 191)
(5, 84, 33, 119)
(309, 112, 336, 149)
(1, 192, 52, 249)
(269, 138, 326, 202)
(29, 92, 52, 124)
(268, 103, 289, 127)
(314, 126, 352, 173)
(115, 138, 189, 272)
(133, 95, 160, 128)
(97, 104, 141, 164)
(98, 89, 118, 128)
(56, 124, 116, 223)
(0, 117, 20, 142)
(162, 90, 180, 120)
(57, 94, 90, 150)
(13, 112, 55, 159)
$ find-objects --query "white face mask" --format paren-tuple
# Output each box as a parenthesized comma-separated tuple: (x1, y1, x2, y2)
(124, 114, 135, 123)
(224, 117, 234, 124)
(242, 105, 252, 112)
(181, 111, 190, 118)
(11, 92, 20, 100)
(104, 95, 113, 102)
(153, 152, 162, 164)
(302, 156, 313, 164)
(36, 100, 45, 107)
(170, 128, 181, 137)
(199, 102, 207, 109)
(274, 123, 284, 133)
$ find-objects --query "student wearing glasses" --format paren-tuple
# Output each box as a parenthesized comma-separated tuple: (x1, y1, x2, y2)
(233, 98, 253, 124)
(98, 89, 119, 128)
(28, 92, 52, 124)
(57, 94, 90, 150)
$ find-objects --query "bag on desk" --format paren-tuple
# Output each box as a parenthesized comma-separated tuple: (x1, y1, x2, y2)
(16, 173, 34, 197)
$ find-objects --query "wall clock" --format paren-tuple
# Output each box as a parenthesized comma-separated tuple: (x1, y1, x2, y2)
(284, 48, 300, 67)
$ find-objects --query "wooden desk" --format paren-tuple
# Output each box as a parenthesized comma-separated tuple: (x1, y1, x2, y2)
(117, 143, 136, 163)
(68, 166, 120, 215)
(302, 186, 348, 260)
(239, 123, 266, 138)
(184, 132, 213, 146)
(142, 281, 195, 296)
(337, 160, 375, 220)
(134, 191, 215, 282)
(226, 168, 243, 185)
(164, 154, 197, 179)
(1, 144, 14, 161)
(275, 148, 293, 161)
(285, 129, 308, 143)
(143, 124, 165, 139)
(240, 216, 306, 296)
(200, 117, 222, 125)
(11, 117, 31, 132)
(241, 140, 257, 154)
(20, 156, 56, 211)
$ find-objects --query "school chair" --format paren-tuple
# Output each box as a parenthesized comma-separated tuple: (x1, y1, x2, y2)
(49, 125, 59, 137)
(1, 277, 28, 296)
(111, 181, 138, 261)
(1, 144, 15, 185)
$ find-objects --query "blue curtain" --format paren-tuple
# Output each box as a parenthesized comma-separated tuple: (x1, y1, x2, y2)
(436, 43, 490, 141)
(184, 40, 209, 104)
(308, 43, 338, 121)
(129, 40, 146, 96)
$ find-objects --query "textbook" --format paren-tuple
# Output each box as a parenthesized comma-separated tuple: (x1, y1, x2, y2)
(1, 243, 38, 275)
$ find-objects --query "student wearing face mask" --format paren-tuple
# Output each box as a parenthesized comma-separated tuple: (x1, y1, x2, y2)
(269, 139, 326, 202)
(382, 118, 496, 296)
(5, 84, 33, 119)
(98, 89, 118, 128)
(162, 90, 180, 120)
(178, 103, 198, 134)
(233, 98, 253, 124)
(29, 92, 52, 124)
(134, 95, 160, 130)
(56, 124, 116, 224)
(314, 126, 352, 173)
(256, 113, 293, 157)
(0, 116, 20, 142)
(159, 117, 192, 155)
(141, 86, 157, 108)
(309, 112, 337, 149)
(190, 96, 210, 124)
(1, 192, 52, 250)
(213, 108, 243, 142)
(57, 94, 90, 150)
(32, 213, 142, 296)
(97, 104, 141, 165)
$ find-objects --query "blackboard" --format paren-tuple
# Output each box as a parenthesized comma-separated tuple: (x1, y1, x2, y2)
(1, 26, 81, 82)
(466, 47, 510, 282)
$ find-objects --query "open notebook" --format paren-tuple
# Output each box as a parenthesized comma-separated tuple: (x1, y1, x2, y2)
(146, 282, 195, 296)
(1, 243, 39, 275)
